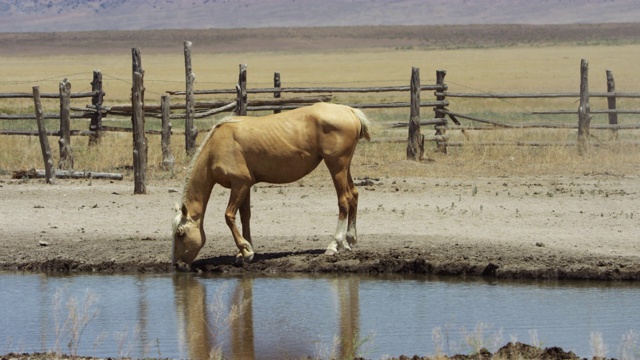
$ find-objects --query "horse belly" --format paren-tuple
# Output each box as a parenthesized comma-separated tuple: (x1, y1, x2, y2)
(250, 150, 322, 184)
(230, 115, 324, 183)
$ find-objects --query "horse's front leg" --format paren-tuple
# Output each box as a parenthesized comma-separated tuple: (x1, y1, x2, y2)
(238, 189, 252, 255)
(226, 184, 255, 263)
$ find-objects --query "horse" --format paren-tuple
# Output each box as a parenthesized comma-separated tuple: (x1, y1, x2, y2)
(172, 102, 371, 267)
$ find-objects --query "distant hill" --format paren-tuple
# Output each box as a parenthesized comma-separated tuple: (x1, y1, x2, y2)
(0, 0, 639, 33)
(2, 23, 640, 56)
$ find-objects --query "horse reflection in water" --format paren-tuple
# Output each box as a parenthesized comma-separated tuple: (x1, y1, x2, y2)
(230, 277, 254, 359)
(172, 275, 360, 359)
(334, 276, 360, 359)
(172, 275, 216, 359)
(172, 275, 255, 359)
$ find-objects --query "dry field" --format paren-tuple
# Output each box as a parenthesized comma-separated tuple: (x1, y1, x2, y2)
(1, 26, 640, 178)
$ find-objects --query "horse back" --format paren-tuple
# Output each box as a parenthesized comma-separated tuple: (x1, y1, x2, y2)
(207, 103, 364, 184)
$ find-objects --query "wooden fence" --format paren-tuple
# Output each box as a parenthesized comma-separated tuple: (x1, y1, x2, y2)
(430, 59, 640, 153)
(1, 43, 639, 191)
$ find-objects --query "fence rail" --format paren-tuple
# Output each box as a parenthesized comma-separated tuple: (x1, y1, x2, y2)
(438, 91, 640, 98)
(168, 84, 444, 96)
(436, 63, 640, 148)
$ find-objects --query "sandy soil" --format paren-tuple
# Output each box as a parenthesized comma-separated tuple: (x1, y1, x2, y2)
(1, 171, 639, 280)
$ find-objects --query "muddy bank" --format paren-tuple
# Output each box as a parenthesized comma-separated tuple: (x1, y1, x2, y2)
(0, 342, 607, 359)
(1, 174, 639, 280)
(3, 239, 640, 281)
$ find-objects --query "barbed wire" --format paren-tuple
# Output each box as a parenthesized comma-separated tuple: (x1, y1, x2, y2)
(445, 79, 533, 113)
(0, 72, 94, 85)
(0, 73, 433, 102)
(2, 71, 542, 113)
(0, 71, 427, 88)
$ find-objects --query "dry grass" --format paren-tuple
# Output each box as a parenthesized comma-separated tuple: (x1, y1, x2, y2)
(1, 43, 640, 180)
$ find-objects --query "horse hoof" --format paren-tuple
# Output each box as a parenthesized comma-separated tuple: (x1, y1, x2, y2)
(173, 263, 190, 272)
(324, 248, 338, 256)
(235, 251, 254, 264)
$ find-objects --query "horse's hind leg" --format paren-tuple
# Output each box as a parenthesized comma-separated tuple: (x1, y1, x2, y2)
(324, 159, 356, 255)
(345, 168, 359, 248)
(226, 183, 255, 263)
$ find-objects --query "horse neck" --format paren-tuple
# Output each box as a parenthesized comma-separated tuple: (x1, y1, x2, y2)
(182, 151, 215, 222)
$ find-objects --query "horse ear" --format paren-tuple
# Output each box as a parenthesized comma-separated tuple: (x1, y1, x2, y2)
(181, 204, 188, 216)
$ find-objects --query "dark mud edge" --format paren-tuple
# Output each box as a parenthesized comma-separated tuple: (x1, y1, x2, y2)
(2, 249, 640, 281)
(0, 341, 610, 359)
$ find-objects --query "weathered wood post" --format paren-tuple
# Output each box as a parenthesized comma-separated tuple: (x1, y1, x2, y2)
(184, 41, 197, 155)
(58, 78, 73, 169)
(132, 48, 147, 194)
(236, 64, 247, 116)
(33, 86, 55, 184)
(434, 69, 448, 154)
(273, 72, 281, 114)
(606, 69, 618, 140)
(161, 94, 175, 171)
(406, 66, 424, 160)
(88, 70, 104, 145)
(578, 59, 591, 155)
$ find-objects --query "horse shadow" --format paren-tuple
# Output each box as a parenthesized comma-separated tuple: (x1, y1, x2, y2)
(191, 248, 325, 271)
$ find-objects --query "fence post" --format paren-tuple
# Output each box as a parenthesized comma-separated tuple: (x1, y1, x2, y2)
(273, 72, 281, 114)
(606, 69, 618, 140)
(578, 59, 590, 154)
(406, 66, 424, 160)
(33, 86, 55, 184)
(58, 78, 73, 169)
(184, 41, 197, 155)
(89, 70, 104, 145)
(434, 70, 448, 154)
(132, 48, 147, 194)
(236, 64, 247, 116)
(161, 94, 175, 171)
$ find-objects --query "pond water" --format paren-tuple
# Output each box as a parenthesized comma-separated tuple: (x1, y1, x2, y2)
(1, 272, 639, 359)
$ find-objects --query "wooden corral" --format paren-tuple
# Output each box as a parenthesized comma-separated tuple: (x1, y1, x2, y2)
(2, 42, 640, 192)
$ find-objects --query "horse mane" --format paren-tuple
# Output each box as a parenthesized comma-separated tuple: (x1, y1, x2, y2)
(180, 116, 241, 204)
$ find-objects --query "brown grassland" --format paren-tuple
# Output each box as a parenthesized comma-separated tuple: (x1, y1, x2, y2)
(1, 25, 640, 179)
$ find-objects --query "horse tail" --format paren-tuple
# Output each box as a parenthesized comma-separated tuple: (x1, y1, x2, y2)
(351, 107, 371, 141)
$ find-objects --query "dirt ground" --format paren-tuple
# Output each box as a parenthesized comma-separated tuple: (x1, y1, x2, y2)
(1, 170, 639, 280)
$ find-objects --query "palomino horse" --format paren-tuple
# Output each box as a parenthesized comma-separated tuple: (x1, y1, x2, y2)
(172, 102, 371, 267)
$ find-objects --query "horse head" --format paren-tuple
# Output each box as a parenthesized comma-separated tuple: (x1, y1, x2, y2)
(172, 203, 205, 267)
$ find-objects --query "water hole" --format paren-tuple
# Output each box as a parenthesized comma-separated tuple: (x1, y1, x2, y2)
(1, 272, 639, 359)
